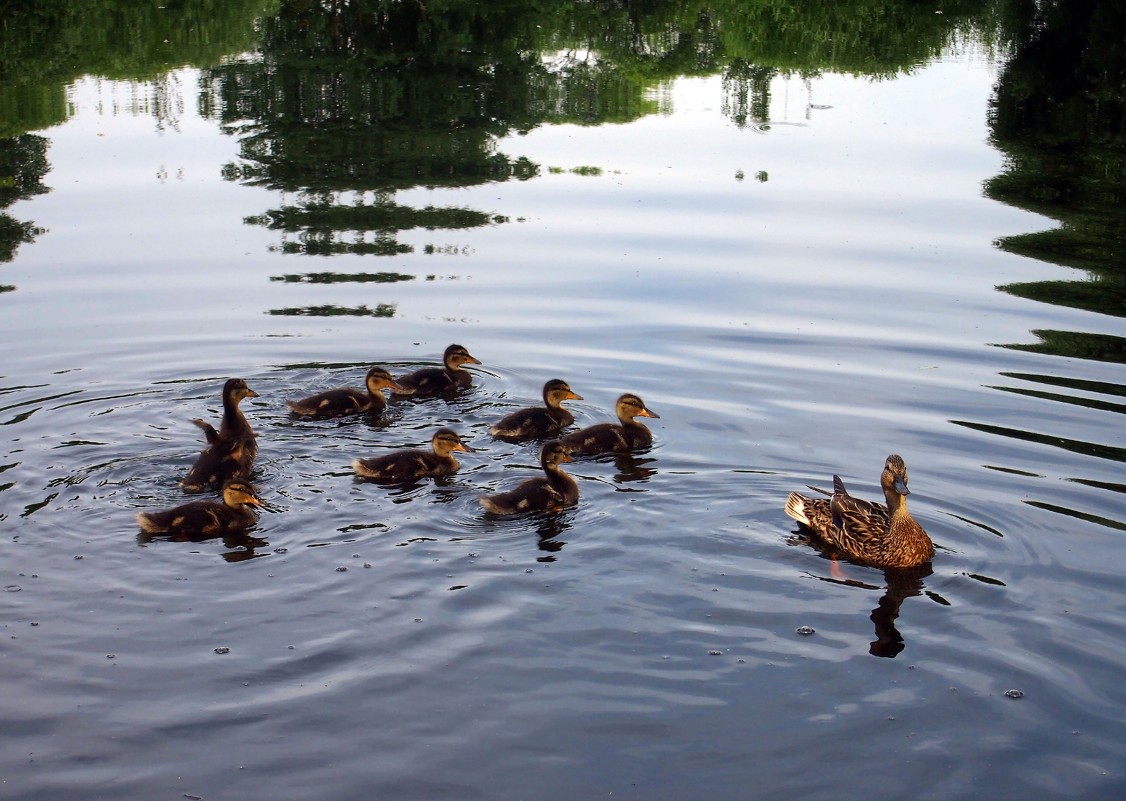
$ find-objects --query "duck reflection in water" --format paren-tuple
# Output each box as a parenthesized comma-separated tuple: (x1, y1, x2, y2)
(789, 530, 933, 658)
(612, 452, 658, 484)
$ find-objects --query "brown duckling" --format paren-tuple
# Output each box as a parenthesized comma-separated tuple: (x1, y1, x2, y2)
(784, 454, 935, 569)
(559, 393, 659, 455)
(393, 344, 480, 397)
(137, 479, 261, 538)
(480, 440, 579, 515)
(352, 427, 472, 483)
(287, 366, 404, 418)
(182, 378, 259, 493)
(489, 379, 583, 442)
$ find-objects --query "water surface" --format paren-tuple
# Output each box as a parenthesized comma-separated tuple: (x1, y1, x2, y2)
(2, 3, 1124, 800)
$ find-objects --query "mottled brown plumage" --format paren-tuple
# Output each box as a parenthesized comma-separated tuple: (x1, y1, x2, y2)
(136, 479, 261, 538)
(489, 379, 583, 442)
(480, 440, 579, 515)
(182, 378, 259, 493)
(287, 367, 404, 418)
(559, 393, 659, 455)
(784, 454, 934, 569)
(393, 344, 480, 397)
(352, 427, 472, 483)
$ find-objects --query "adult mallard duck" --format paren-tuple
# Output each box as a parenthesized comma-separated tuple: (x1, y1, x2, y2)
(489, 379, 583, 442)
(136, 479, 261, 538)
(352, 427, 472, 483)
(287, 366, 404, 418)
(784, 454, 934, 569)
(393, 344, 480, 397)
(480, 440, 579, 515)
(559, 393, 659, 455)
(182, 378, 259, 493)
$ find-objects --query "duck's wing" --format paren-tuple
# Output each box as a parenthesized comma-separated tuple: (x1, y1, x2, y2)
(829, 491, 890, 559)
(191, 418, 221, 444)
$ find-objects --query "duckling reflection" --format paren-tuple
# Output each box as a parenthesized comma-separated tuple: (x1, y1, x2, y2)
(611, 452, 658, 484)
(534, 511, 573, 558)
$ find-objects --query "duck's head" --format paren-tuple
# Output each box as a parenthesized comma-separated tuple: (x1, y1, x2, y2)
(221, 479, 261, 508)
(544, 379, 582, 407)
(443, 344, 481, 370)
(432, 427, 473, 456)
(881, 454, 910, 496)
(365, 366, 405, 395)
(540, 440, 574, 469)
(223, 378, 259, 403)
(615, 393, 659, 423)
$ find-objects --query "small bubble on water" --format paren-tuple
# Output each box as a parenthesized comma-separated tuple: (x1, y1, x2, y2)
(214, 647, 230, 655)
(708, 650, 722, 656)
(73, 555, 83, 560)
(468, 552, 479, 558)
(274, 547, 288, 554)
(336, 566, 347, 572)
(30, 621, 38, 627)
(414, 618, 422, 623)
(1004, 689, 1024, 699)
(525, 568, 533, 573)
(364, 563, 372, 569)
(106, 654, 115, 659)
(4, 585, 21, 592)
(288, 645, 295, 650)
(795, 626, 816, 636)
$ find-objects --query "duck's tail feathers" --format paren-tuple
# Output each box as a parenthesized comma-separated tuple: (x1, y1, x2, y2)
(832, 475, 849, 495)
(784, 492, 810, 526)
(135, 512, 161, 534)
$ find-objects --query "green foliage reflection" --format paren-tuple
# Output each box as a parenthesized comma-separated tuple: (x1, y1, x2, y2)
(987, 0, 1126, 356)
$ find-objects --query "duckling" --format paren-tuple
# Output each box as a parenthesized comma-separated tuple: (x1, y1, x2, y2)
(352, 427, 472, 483)
(136, 479, 261, 538)
(287, 366, 404, 418)
(489, 379, 583, 442)
(559, 393, 659, 455)
(480, 440, 579, 515)
(182, 378, 259, 493)
(393, 344, 480, 397)
(784, 454, 935, 569)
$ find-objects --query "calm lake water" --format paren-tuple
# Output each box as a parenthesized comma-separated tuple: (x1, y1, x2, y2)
(2, 3, 1124, 800)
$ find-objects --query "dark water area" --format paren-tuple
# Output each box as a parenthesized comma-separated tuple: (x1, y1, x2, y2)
(2, 2, 1125, 800)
